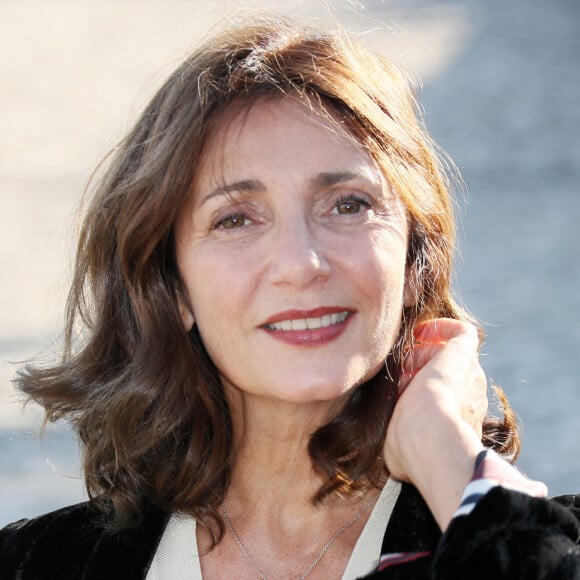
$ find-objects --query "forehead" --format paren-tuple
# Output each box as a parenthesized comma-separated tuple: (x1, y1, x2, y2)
(192, 96, 383, 190)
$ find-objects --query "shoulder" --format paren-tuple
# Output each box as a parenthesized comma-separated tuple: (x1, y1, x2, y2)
(364, 488, 580, 579)
(553, 493, 580, 520)
(0, 501, 105, 578)
(433, 488, 580, 579)
(0, 500, 170, 580)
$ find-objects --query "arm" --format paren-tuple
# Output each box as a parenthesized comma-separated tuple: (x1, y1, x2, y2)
(383, 318, 487, 530)
(435, 487, 580, 579)
(373, 459, 580, 578)
(380, 319, 580, 577)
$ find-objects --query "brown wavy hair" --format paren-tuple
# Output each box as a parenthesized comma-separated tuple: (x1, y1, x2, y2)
(16, 14, 520, 540)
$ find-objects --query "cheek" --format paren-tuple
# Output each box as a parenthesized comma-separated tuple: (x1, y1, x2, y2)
(355, 234, 408, 299)
(180, 248, 256, 352)
(359, 239, 408, 343)
(186, 281, 234, 371)
(181, 246, 241, 306)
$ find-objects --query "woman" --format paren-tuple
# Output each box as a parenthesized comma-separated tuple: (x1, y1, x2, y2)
(1, 14, 579, 579)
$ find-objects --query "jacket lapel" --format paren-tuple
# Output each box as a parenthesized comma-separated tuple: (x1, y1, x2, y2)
(81, 505, 170, 580)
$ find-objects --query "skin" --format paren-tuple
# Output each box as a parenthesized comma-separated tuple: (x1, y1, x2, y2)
(174, 97, 486, 578)
(177, 98, 413, 411)
(386, 319, 487, 529)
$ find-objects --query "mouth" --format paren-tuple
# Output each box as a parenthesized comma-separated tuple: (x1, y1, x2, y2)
(260, 307, 354, 346)
(263, 311, 350, 331)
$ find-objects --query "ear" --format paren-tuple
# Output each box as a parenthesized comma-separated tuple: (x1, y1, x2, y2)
(403, 263, 419, 307)
(178, 295, 195, 331)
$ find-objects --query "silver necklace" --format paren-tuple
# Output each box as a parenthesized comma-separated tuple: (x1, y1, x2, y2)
(222, 492, 378, 580)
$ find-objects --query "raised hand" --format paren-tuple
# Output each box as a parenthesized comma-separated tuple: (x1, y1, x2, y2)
(384, 318, 488, 530)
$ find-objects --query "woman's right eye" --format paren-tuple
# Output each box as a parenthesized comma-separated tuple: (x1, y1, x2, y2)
(213, 213, 250, 230)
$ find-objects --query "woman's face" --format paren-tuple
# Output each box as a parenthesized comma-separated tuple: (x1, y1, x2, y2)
(175, 97, 414, 406)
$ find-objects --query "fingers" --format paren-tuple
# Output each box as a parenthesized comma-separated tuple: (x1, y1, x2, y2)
(399, 319, 479, 394)
(402, 342, 442, 373)
(397, 318, 488, 434)
(414, 318, 479, 350)
(399, 342, 443, 393)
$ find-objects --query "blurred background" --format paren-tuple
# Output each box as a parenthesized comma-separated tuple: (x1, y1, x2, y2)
(1, 0, 578, 526)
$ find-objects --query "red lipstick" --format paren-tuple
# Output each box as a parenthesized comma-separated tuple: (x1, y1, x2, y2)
(260, 307, 354, 346)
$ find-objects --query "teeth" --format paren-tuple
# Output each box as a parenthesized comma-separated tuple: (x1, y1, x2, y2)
(267, 311, 349, 331)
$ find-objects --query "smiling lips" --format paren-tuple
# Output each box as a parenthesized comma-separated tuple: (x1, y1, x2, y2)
(261, 308, 354, 346)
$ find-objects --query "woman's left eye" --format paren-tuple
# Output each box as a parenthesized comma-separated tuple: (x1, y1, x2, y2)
(332, 195, 371, 215)
(215, 213, 249, 229)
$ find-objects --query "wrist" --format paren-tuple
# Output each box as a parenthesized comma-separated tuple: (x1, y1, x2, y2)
(401, 415, 484, 531)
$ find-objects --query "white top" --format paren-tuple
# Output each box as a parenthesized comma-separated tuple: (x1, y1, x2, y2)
(146, 478, 401, 579)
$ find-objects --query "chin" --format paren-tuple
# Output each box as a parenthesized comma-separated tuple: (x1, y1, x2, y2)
(278, 374, 366, 405)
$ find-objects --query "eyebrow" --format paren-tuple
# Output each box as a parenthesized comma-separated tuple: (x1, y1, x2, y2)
(199, 179, 265, 207)
(199, 171, 376, 207)
(311, 171, 362, 188)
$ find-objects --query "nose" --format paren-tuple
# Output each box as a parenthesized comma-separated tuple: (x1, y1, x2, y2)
(267, 217, 331, 289)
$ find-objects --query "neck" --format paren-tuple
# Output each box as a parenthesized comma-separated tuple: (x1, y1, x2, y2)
(199, 386, 382, 579)
(226, 391, 344, 516)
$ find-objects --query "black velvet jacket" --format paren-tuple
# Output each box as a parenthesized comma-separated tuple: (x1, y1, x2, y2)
(1, 484, 580, 579)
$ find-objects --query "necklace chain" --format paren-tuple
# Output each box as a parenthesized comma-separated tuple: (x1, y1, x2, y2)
(222, 493, 378, 580)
